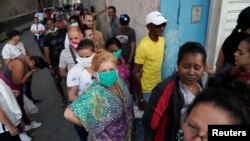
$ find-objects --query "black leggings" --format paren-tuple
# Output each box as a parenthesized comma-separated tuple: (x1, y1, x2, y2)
(0, 132, 21, 141)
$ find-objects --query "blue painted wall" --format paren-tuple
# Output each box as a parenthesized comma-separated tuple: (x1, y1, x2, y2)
(160, 0, 210, 79)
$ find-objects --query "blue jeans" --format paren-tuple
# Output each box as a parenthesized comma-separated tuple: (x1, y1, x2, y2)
(33, 35, 44, 55)
(135, 92, 151, 141)
(23, 76, 33, 100)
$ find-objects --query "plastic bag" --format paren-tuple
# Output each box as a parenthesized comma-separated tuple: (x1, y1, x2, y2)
(19, 133, 32, 141)
(23, 95, 38, 114)
(133, 106, 144, 119)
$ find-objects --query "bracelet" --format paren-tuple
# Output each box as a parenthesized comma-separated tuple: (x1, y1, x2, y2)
(139, 99, 144, 102)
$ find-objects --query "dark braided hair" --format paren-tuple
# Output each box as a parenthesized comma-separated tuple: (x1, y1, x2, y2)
(232, 7, 250, 35)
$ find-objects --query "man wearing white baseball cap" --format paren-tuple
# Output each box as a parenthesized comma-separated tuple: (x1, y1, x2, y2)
(146, 11, 168, 26)
(133, 11, 167, 141)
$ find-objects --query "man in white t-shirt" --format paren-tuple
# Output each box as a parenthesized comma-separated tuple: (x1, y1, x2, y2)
(30, 17, 45, 55)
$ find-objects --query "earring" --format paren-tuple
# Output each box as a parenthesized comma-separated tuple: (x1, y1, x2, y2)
(30, 60, 35, 65)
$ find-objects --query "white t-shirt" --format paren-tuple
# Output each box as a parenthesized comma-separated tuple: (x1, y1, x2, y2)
(30, 23, 45, 36)
(34, 12, 44, 22)
(67, 64, 93, 96)
(59, 48, 76, 71)
(64, 33, 70, 49)
(2, 42, 26, 59)
(179, 81, 202, 122)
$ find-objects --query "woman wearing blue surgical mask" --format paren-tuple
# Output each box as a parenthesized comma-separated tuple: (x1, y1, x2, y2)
(64, 50, 134, 141)
(105, 38, 130, 89)
(66, 39, 95, 141)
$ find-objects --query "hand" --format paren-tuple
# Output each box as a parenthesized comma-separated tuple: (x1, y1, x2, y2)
(48, 67, 55, 76)
(126, 63, 131, 69)
(31, 68, 39, 73)
(12, 90, 20, 97)
(138, 99, 147, 110)
(104, 4, 108, 11)
(205, 64, 214, 76)
(8, 125, 19, 136)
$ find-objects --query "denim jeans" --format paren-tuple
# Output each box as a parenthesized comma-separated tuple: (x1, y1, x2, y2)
(23, 76, 33, 100)
(135, 92, 151, 141)
(33, 35, 44, 55)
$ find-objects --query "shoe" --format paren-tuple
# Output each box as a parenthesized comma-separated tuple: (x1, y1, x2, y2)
(19, 133, 32, 141)
(32, 99, 41, 104)
(25, 121, 42, 131)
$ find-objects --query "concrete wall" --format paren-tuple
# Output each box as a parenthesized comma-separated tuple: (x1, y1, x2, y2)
(82, 0, 160, 42)
(161, 0, 210, 78)
(85, 0, 211, 79)
(0, 0, 37, 22)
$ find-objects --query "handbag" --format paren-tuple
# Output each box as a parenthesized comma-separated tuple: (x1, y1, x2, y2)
(23, 95, 38, 114)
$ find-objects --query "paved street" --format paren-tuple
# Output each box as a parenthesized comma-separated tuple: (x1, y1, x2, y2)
(0, 30, 79, 141)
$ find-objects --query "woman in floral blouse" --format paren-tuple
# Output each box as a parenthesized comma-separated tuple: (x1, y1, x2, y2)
(64, 50, 134, 141)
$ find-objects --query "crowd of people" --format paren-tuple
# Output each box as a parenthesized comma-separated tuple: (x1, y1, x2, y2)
(1, 4, 250, 141)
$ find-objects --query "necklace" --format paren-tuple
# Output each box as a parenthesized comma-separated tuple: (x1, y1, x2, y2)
(183, 82, 200, 95)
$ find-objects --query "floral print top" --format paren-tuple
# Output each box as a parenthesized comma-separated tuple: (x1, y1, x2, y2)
(69, 78, 134, 141)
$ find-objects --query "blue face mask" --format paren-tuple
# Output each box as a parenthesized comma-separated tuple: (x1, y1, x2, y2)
(112, 50, 122, 59)
(96, 70, 118, 87)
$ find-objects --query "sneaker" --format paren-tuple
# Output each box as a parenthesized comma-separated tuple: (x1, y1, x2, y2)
(25, 121, 42, 131)
(19, 133, 32, 141)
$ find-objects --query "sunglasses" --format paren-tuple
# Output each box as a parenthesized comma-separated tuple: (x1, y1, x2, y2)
(153, 23, 167, 28)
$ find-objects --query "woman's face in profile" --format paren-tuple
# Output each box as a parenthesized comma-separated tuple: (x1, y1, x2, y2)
(177, 52, 205, 85)
(84, 29, 94, 41)
(182, 103, 237, 141)
(234, 41, 250, 67)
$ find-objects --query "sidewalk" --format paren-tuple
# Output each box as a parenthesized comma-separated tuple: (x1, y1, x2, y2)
(0, 29, 79, 141)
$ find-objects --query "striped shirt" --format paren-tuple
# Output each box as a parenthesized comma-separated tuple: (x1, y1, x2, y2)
(59, 47, 76, 71)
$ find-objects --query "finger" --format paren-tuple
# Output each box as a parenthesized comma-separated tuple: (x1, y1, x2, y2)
(10, 132, 16, 136)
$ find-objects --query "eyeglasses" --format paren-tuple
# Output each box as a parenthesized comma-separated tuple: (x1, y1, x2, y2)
(182, 122, 208, 141)
(153, 23, 167, 28)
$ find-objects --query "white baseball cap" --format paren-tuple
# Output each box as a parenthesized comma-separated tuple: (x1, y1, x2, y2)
(146, 11, 168, 25)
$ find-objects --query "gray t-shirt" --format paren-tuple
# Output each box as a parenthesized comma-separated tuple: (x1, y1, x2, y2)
(115, 27, 136, 63)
